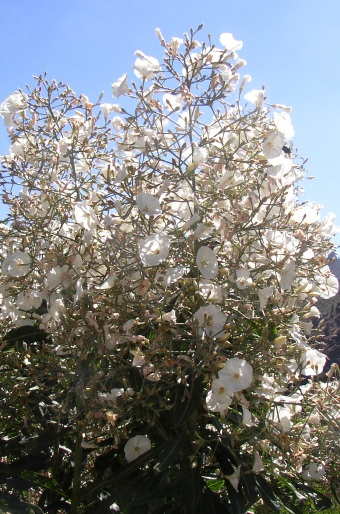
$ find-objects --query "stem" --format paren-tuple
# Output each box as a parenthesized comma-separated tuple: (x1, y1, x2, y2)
(70, 432, 83, 514)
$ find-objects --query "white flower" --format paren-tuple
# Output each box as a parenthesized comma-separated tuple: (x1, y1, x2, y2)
(15, 289, 44, 311)
(74, 278, 84, 304)
(98, 388, 124, 404)
(163, 93, 183, 111)
(131, 349, 146, 367)
(219, 33, 243, 51)
(133, 51, 161, 80)
(196, 246, 218, 279)
(2, 250, 31, 277)
(95, 272, 117, 290)
(45, 265, 75, 290)
(314, 267, 339, 299)
(228, 465, 241, 491)
(258, 286, 274, 311)
(206, 379, 233, 413)
(280, 259, 295, 290)
(302, 463, 325, 481)
(163, 266, 188, 286)
(100, 103, 114, 120)
(235, 268, 252, 289)
(300, 348, 326, 376)
(244, 89, 265, 110)
(0, 91, 28, 126)
(218, 358, 253, 394)
(136, 192, 161, 216)
(124, 435, 151, 462)
(252, 452, 264, 472)
(194, 304, 227, 338)
(157, 309, 177, 323)
(190, 146, 209, 166)
(218, 168, 243, 189)
(199, 280, 223, 302)
(168, 36, 184, 56)
(268, 403, 292, 432)
(242, 406, 255, 427)
(111, 73, 129, 98)
(139, 233, 170, 266)
(302, 306, 320, 319)
(274, 111, 294, 139)
(74, 203, 99, 232)
(262, 132, 284, 160)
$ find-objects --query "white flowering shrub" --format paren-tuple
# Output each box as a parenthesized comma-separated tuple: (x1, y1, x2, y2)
(0, 26, 339, 513)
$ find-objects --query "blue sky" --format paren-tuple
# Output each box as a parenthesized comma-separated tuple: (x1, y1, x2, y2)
(1, 0, 339, 246)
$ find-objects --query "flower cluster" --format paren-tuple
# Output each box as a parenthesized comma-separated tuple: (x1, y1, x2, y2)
(0, 27, 339, 513)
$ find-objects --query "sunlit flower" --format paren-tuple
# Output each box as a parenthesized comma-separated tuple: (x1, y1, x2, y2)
(219, 33, 243, 51)
(235, 268, 252, 289)
(252, 452, 264, 472)
(206, 378, 233, 413)
(138, 233, 170, 266)
(279, 259, 295, 290)
(95, 272, 117, 290)
(274, 111, 294, 138)
(100, 103, 114, 120)
(163, 93, 183, 111)
(218, 357, 253, 395)
(262, 131, 284, 160)
(0, 91, 28, 126)
(258, 286, 274, 310)
(242, 405, 255, 427)
(136, 192, 162, 216)
(302, 306, 320, 319)
(194, 304, 227, 338)
(74, 203, 99, 232)
(45, 265, 75, 290)
(168, 36, 184, 56)
(124, 435, 151, 462)
(300, 348, 326, 376)
(98, 388, 124, 404)
(268, 403, 292, 432)
(199, 279, 223, 302)
(163, 267, 188, 286)
(302, 463, 326, 480)
(228, 465, 241, 491)
(131, 349, 146, 367)
(196, 246, 218, 279)
(314, 266, 339, 299)
(111, 73, 129, 98)
(2, 250, 31, 277)
(133, 51, 160, 80)
(244, 88, 265, 110)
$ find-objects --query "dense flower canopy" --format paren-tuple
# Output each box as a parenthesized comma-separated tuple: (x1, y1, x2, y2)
(0, 25, 339, 514)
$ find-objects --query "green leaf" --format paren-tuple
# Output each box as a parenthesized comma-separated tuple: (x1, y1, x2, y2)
(207, 479, 225, 492)
(277, 474, 307, 501)
(200, 487, 228, 514)
(240, 471, 259, 503)
(173, 373, 204, 427)
(81, 439, 171, 499)
(20, 471, 69, 498)
(296, 483, 333, 510)
(226, 482, 248, 514)
(185, 467, 202, 513)
(3, 325, 49, 346)
(214, 438, 238, 475)
(153, 432, 186, 474)
(255, 474, 281, 511)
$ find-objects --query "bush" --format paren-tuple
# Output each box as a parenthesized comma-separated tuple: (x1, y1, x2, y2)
(0, 26, 339, 513)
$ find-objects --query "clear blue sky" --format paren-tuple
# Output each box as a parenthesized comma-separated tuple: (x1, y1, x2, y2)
(1, 0, 339, 246)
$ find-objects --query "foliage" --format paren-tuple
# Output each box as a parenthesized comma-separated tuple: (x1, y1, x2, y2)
(0, 26, 339, 513)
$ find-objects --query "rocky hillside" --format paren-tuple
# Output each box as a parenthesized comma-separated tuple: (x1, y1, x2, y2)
(318, 253, 340, 371)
